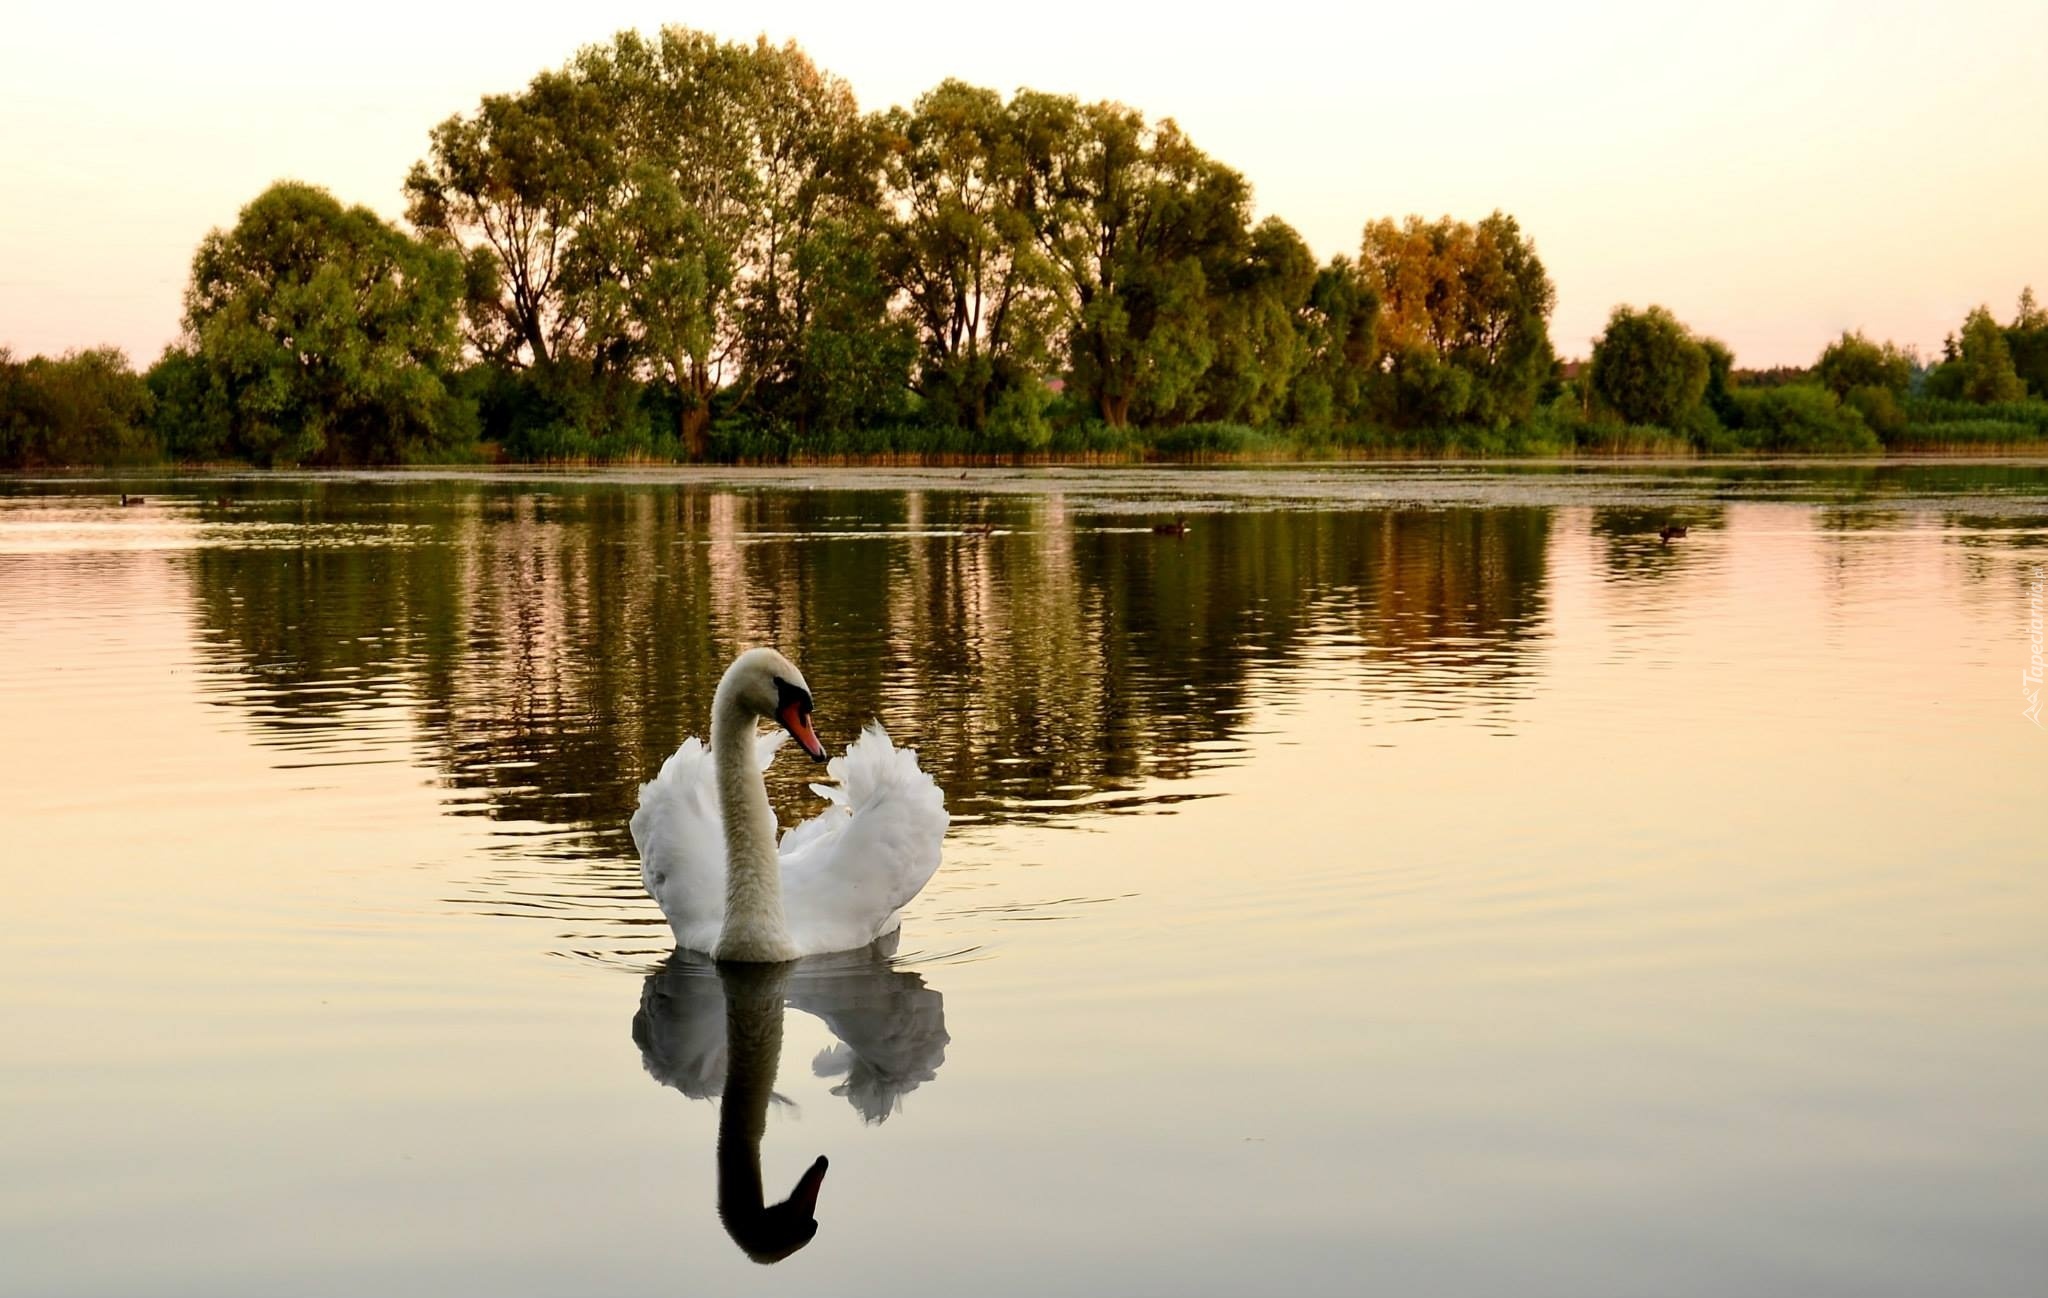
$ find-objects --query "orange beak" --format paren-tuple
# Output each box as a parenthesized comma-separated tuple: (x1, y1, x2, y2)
(778, 701, 827, 762)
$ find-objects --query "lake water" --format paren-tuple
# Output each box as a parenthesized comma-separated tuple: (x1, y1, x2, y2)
(2, 464, 2045, 1297)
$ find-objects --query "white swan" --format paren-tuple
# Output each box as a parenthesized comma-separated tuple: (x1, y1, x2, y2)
(630, 648, 948, 961)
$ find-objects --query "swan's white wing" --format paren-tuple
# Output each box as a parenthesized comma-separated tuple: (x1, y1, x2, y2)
(632, 732, 788, 953)
(779, 723, 948, 956)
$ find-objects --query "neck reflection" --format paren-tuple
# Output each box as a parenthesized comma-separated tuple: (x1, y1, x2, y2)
(631, 938, 951, 1263)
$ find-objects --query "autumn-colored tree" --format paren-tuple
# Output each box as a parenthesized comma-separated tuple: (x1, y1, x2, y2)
(1357, 212, 1555, 427)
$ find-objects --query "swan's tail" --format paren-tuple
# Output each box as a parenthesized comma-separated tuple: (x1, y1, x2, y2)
(809, 722, 944, 813)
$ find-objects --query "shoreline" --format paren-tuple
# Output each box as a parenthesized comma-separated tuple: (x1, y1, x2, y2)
(12, 447, 2048, 479)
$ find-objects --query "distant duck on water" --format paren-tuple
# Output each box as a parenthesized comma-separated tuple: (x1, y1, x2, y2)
(120, 493, 145, 507)
(1152, 515, 1189, 537)
(1658, 524, 1688, 544)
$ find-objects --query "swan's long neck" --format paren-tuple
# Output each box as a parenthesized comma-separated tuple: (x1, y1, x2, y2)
(712, 681, 797, 961)
(717, 964, 824, 1263)
(717, 964, 787, 1221)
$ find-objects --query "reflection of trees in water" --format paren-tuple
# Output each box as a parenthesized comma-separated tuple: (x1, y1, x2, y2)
(186, 486, 1555, 855)
(1940, 512, 2048, 624)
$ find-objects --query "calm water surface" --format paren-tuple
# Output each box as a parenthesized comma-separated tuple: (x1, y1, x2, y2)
(2, 465, 2045, 1296)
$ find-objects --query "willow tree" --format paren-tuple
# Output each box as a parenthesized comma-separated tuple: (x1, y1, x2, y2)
(1587, 305, 1711, 427)
(881, 80, 1057, 433)
(732, 40, 910, 440)
(404, 71, 604, 368)
(1287, 255, 1381, 428)
(1013, 93, 1255, 427)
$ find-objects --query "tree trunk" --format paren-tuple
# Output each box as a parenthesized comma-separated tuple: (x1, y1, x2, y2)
(681, 403, 710, 461)
(1100, 391, 1130, 428)
(681, 361, 712, 461)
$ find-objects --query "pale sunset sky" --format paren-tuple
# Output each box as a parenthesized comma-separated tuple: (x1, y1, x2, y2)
(1, 0, 2041, 369)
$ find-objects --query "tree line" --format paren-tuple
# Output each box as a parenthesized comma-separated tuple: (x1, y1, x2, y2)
(4, 26, 2046, 467)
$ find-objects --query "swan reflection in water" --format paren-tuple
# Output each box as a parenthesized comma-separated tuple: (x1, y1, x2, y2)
(632, 936, 950, 1263)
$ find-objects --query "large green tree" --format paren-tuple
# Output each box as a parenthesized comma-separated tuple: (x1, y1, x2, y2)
(731, 40, 908, 438)
(881, 80, 1056, 434)
(1814, 330, 1912, 398)
(1013, 94, 1256, 427)
(2004, 287, 2048, 398)
(405, 71, 604, 369)
(1191, 216, 1317, 426)
(1286, 256, 1381, 428)
(180, 181, 471, 465)
(412, 28, 908, 455)
(1587, 305, 1710, 427)
(1935, 306, 2028, 404)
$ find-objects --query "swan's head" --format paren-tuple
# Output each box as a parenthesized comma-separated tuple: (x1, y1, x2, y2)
(722, 1154, 827, 1264)
(721, 647, 827, 762)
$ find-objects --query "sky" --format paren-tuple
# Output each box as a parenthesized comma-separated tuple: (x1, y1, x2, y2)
(1, 0, 2042, 369)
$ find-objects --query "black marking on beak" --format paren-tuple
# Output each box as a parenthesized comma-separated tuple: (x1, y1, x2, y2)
(774, 677, 826, 762)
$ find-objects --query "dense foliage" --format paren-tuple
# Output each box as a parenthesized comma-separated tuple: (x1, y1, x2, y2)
(5, 25, 2047, 465)
(1586, 306, 1712, 428)
(153, 182, 474, 466)
(0, 346, 155, 466)
(1359, 212, 1555, 429)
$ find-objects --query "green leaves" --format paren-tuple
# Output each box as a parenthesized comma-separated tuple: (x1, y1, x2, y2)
(179, 182, 470, 466)
(1815, 331, 1913, 399)
(881, 80, 1057, 435)
(1956, 307, 2027, 403)
(1588, 305, 1711, 428)
(0, 346, 155, 467)
(1010, 95, 1269, 428)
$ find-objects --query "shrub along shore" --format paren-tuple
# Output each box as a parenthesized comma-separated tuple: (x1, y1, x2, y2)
(4, 25, 2048, 469)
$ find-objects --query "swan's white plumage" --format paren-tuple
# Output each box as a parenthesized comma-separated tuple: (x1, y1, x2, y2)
(632, 722, 947, 957)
